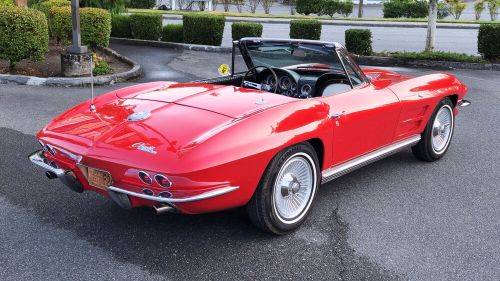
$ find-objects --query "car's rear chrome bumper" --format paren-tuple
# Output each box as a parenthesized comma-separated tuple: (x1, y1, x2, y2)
(107, 185, 239, 203)
(29, 150, 65, 177)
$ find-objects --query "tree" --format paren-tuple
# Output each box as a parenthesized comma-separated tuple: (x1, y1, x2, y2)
(425, 0, 438, 51)
(358, 0, 364, 17)
(15, 0, 27, 6)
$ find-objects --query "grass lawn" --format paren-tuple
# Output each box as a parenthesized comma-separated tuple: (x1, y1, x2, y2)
(129, 9, 500, 25)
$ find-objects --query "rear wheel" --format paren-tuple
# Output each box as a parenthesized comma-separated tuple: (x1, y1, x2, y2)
(412, 98, 455, 162)
(246, 143, 320, 235)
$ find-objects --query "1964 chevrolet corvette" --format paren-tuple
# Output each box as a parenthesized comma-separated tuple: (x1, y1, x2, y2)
(30, 38, 470, 234)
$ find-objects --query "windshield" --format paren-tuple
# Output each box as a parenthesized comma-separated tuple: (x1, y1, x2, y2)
(244, 42, 343, 72)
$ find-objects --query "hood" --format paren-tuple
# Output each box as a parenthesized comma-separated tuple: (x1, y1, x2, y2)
(116, 83, 295, 119)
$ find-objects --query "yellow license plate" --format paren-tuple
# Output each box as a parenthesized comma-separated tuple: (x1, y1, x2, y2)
(87, 167, 113, 190)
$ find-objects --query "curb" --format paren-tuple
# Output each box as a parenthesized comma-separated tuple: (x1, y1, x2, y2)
(110, 37, 500, 71)
(0, 47, 142, 87)
(159, 14, 481, 30)
(355, 55, 500, 71)
(110, 37, 233, 53)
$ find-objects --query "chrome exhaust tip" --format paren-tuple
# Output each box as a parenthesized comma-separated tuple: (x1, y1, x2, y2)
(460, 100, 471, 107)
(153, 204, 175, 215)
(45, 171, 58, 179)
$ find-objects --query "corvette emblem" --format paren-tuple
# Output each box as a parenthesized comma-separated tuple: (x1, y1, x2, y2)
(132, 142, 157, 154)
(127, 111, 150, 121)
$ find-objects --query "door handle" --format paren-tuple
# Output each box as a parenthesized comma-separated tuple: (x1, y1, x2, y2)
(331, 111, 347, 119)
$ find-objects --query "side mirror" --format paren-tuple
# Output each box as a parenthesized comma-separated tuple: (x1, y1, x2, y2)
(218, 64, 231, 76)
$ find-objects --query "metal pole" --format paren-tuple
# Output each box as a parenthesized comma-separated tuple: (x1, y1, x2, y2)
(90, 54, 96, 112)
(68, 0, 87, 54)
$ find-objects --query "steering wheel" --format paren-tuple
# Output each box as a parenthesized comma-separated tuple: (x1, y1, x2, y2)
(241, 66, 279, 94)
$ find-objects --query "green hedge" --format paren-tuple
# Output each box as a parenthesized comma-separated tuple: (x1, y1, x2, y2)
(162, 24, 183, 43)
(111, 15, 132, 38)
(391, 51, 485, 63)
(231, 22, 263, 41)
(383, 0, 428, 18)
(290, 20, 322, 40)
(51, 7, 111, 47)
(183, 14, 225, 46)
(129, 13, 162, 40)
(0, 6, 49, 69)
(127, 0, 156, 9)
(345, 29, 372, 56)
(296, 0, 322, 15)
(478, 24, 500, 59)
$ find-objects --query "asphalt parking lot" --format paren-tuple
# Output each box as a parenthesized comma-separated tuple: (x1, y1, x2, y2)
(0, 45, 499, 281)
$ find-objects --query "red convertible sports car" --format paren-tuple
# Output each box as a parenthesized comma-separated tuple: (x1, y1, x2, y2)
(30, 38, 470, 234)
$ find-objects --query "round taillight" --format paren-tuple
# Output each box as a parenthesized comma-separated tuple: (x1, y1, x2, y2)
(155, 175, 172, 188)
(142, 188, 154, 196)
(138, 171, 152, 185)
(158, 191, 172, 198)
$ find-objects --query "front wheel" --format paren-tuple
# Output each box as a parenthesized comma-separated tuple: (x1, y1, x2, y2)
(246, 143, 320, 235)
(412, 97, 455, 162)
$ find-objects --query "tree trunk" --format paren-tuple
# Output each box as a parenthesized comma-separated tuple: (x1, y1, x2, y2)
(358, 0, 364, 18)
(15, 0, 27, 7)
(425, 0, 438, 52)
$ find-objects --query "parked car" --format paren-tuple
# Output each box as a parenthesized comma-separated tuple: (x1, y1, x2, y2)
(30, 38, 470, 234)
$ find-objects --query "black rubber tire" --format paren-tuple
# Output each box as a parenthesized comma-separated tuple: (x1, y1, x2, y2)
(412, 97, 455, 162)
(246, 142, 320, 235)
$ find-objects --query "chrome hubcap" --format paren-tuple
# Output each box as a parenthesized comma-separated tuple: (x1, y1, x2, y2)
(273, 153, 315, 223)
(431, 105, 453, 153)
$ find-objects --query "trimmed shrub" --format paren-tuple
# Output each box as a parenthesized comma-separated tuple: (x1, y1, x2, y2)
(322, 0, 341, 17)
(231, 22, 263, 41)
(0, 0, 14, 6)
(391, 51, 485, 63)
(183, 14, 225, 46)
(0, 6, 49, 69)
(162, 24, 183, 43)
(129, 13, 162, 40)
(290, 20, 322, 40)
(345, 29, 372, 56)
(296, 0, 322, 15)
(127, 0, 156, 9)
(339, 1, 354, 17)
(478, 24, 500, 59)
(383, 0, 428, 18)
(111, 15, 132, 38)
(32, 0, 69, 18)
(51, 7, 111, 47)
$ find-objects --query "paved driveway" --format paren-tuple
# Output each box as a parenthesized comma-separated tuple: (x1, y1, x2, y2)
(0, 45, 498, 280)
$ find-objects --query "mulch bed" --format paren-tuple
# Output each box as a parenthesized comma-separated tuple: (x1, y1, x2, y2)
(0, 41, 130, 77)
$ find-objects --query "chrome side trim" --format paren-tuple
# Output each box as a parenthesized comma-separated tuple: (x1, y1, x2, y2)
(29, 150, 65, 177)
(321, 135, 421, 184)
(107, 185, 240, 203)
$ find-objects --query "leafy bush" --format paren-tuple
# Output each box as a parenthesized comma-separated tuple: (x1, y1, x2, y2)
(51, 7, 111, 47)
(183, 14, 225, 46)
(290, 20, 322, 40)
(345, 29, 372, 55)
(129, 13, 162, 40)
(162, 24, 183, 43)
(383, 0, 428, 18)
(391, 51, 485, 63)
(127, 0, 156, 9)
(321, 0, 354, 17)
(486, 0, 499, 20)
(231, 22, 263, 41)
(438, 2, 451, 19)
(478, 24, 500, 59)
(80, 0, 127, 15)
(111, 15, 132, 38)
(0, 6, 49, 69)
(32, 0, 69, 18)
(0, 0, 14, 6)
(93, 54, 112, 75)
(296, 0, 322, 15)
